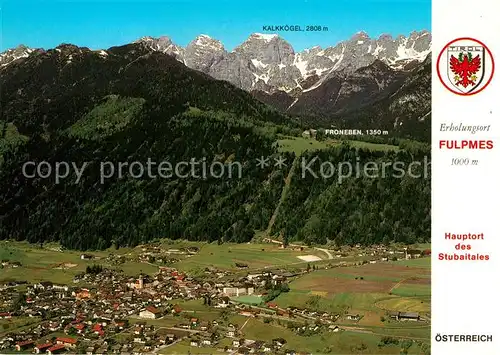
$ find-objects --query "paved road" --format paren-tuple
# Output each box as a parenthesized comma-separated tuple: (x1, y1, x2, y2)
(153, 338, 183, 353)
(315, 247, 333, 260)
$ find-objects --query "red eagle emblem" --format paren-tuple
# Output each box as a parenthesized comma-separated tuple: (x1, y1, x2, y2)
(449, 52, 481, 88)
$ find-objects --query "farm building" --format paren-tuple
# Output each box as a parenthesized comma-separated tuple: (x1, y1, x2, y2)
(15, 341, 34, 352)
(139, 306, 161, 319)
(55, 337, 77, 347)
(47, 344, 66, 355)
(389, 311, 420, 321)
(345, 314, 360, 321)
(406, 249, 422, 259)
(34, 343, 52, 353)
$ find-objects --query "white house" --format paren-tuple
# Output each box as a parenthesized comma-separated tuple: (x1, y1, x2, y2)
(139, 306, 161, 319)
(222, 287, 254, 297)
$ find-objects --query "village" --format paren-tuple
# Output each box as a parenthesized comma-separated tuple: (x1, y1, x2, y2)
(0, 242, 431, 355)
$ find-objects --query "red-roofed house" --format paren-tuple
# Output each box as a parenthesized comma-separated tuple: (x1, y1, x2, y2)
(15, 340, 34, 351)
(75, 289, 90, 300)
(139, 306, 161, 319)
(172, 305, 182, 314)
(92, 324, 104, 336)
(133, 326, 143, 335)
(34, 343, 52, 353)
(55, 337, 77, 348)
(47, 344, 66, 355)
(74, 323, 85, 334)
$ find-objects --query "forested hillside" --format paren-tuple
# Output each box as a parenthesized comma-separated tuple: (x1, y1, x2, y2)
(0, 43, 431, 250)
(272, 144, 431, 246)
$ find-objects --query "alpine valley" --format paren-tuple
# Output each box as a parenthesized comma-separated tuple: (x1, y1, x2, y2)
(0, 31, 431, 251)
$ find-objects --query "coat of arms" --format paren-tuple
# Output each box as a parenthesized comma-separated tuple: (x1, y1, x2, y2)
(437, 38, 494, 96)
(447, 46, 485, 94)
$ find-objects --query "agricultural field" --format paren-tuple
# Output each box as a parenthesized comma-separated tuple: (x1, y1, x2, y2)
(274, 258, 431, 342)
(348, 140, 400, 151)
(231, 295, 263, 305)
(0, 241, 158, 284)
(239, 317, 425, 354)
(395, 257, 432, 268)
(0, 317, 41, 335)
(173, 242, 324, 272)
(277, 136, 333, 154)
(0, 240, 326, 284)
(159, 341, 220, 355)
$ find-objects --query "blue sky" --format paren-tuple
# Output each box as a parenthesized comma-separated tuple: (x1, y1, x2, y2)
(1, 0, 430, 51)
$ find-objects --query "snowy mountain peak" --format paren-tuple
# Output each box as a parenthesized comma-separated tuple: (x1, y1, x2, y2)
(0, 44, 35, 67)
(1, 29, 431, 96)
(190, 34, 225, 51)
(409, 30, 431, 40)
(303, 45, 322, 54)
(353, 31, 370, 39)
(134, 35, 184, 61)
(135, 36, 154, 43)
(251, 33, 278, 42)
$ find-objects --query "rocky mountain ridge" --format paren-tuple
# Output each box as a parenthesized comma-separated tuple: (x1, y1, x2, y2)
(2, 30, 431, 96)
(135, 31, 431, 94)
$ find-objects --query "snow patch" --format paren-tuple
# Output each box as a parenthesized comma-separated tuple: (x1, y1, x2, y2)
(332, 53, 345, 70)
(418, 111, 431, 121)
(293, 55, 309, 77)
(303, 67, 336, 93)
(396, 38, 410, 59)
(386, 37, 431, 66)
(251, 58, 268, 69)
(253, 33, 278, 42)
(303, 45, 321, 53)
(373, 45, 383, 56)
(252, 72, 270, 84)
(327, 44, 346, 70)
(357, 40, 364, 45)
(278, 63, 286, 69)
(374, 78, 387, 90)
(314, 67, 329, 76)
(294, 78, 303, 90)
(287, 98, 299, 110)
(193, 35, 224, 50)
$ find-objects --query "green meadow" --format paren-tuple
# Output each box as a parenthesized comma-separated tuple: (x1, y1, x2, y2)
(277, 136, 399, 155)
